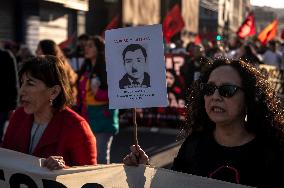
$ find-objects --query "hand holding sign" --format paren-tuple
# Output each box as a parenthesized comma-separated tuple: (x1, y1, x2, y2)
(123, 145, 149, 166)
(105, 24, 168, 109)
(105, 24, 168, 152)
(42, 156, 66, 170)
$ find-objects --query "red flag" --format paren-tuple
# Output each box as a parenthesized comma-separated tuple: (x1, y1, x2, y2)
(194, 35, 201, 45)
(281, 29, 284, 40)
(105, 15, 119, 31)
(258, 19, 278, 45)
(102, 15, 120, 38)
(58, 33, 76, 49)
(163, 4, 185, 43)
(237, 12, 256, 39)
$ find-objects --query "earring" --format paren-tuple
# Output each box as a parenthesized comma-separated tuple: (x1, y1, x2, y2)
(49, 99, 53, 106)
(245, 108, 248, 123)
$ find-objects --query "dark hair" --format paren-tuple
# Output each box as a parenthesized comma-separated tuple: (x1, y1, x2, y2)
(182, 58, 284, 145)
(122, 44, 147, 63)
(19, 55, 72, 109)
(38, 39, 70, 65)
(38, 39, 78, 104)
(78, 35, 108, 89)
(78, 34, 89, 41)
(38, 40, 56, 55)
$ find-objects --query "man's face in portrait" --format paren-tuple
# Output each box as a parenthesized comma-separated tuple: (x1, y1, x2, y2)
(124, 49, 146, 79)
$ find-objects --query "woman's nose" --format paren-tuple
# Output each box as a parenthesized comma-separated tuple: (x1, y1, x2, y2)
(19, 84, 26, 94)
(212, 88, 222, 99)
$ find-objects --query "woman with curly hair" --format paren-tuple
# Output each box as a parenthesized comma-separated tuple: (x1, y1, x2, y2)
(123, 58, 284, 187)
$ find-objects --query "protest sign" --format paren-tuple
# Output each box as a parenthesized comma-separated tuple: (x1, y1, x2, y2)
(0, 148, 252, 188)
(119, 53, 189, 127)
(105, 24, 168, 109)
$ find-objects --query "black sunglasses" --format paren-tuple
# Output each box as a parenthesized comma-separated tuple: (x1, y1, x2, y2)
(200, 83, 243, 98)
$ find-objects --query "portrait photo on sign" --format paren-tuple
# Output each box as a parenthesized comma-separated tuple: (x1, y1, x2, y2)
(119, 43, 150, 89)
(105, 24, 168, 109)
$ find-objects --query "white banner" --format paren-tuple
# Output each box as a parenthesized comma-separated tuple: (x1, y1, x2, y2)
(0, 148, 252, 188)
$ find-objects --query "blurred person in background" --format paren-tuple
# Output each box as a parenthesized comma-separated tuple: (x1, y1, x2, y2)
(17, 44, 34, 69)
(262, 40, 283, 69)
(183, 44, 206, 90)
(36, 39, 78, 106)
(70, 34, 89, 73)
(3, 40, 20, 59)
(2, 56, 97, 169)
(77, 35, 119, 164)
(225, 36, 242, 59)
(166, 69, 185, 108)
(0, 47, 18, 142)
(238, 44, 261, 66)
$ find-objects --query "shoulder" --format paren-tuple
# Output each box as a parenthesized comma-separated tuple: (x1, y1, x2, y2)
(177, 131, 212, 159)
(258, 137, 284, 162)
(58, 107, 86, 123)
(172, 132, 208, 172)
(119, 74, 130, 88)
(182, 132, 209, 145)
(53, 108, 95, 140)
(0, 48, 14, 59)
(56, 107, 90, 130)
(120, 74, 129, 81)
(10, 107, 29, 120)
(144, 72, 150, 79)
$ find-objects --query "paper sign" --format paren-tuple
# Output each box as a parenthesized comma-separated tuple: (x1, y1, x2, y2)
(105, 24, 168, 109)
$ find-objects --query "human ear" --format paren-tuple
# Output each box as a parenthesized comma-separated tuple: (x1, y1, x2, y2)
(50, 85, 61, 99)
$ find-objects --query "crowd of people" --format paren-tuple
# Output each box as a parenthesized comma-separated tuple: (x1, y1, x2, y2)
(1, 34, 284, 187)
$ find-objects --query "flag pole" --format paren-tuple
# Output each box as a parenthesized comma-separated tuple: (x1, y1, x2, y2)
(132, 108, 139, 149)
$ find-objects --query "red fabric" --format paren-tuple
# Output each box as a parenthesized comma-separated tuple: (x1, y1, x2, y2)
(281, 29, 284, 40)
(95, 89, 109, 102)
(162, 4, 185, 43)
(237, 12, 256, 39)
(102, 15, 120, 37)
(194, 35, 201, 45)
(2, 107, 97, 167)
(258, 19, 278, 45)
(77, 72, 89, 121)
(58, 33, 76, 49)
(105, 15, 119, 31)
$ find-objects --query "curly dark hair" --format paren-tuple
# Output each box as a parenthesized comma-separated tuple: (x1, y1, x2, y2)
(181, 58, 284, 145)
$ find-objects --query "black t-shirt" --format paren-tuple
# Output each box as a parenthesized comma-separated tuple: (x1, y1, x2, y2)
(172, 132, 284, 187)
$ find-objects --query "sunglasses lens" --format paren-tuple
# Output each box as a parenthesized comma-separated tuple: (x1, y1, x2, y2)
(219, 85, 238, 97)
(201, 83, 215, 96)
(201, 83, 240, 97)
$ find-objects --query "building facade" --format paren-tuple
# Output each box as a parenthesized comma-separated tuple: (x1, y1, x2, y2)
(0, 0, 88, 53)
(0, 0, 250, 53)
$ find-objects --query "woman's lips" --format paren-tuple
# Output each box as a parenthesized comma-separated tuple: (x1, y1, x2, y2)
(20, 99, 30, 107)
